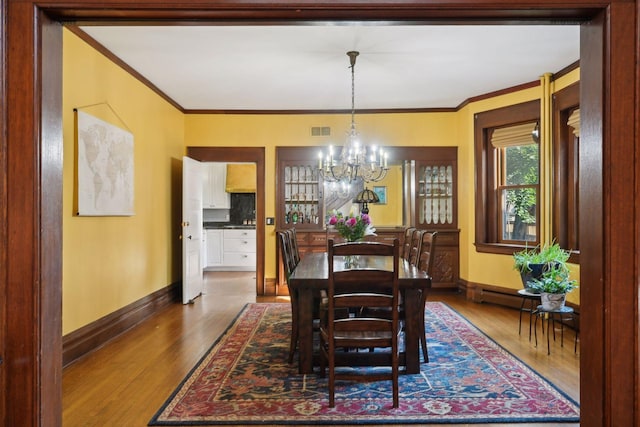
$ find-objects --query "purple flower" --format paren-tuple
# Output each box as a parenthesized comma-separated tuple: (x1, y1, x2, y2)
(345, 217, 357, 227)
(328, 216, 338, 225)
(361, 214, 370, 225)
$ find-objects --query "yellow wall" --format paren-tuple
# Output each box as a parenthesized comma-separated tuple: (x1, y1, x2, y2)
(184, 112, 458, 279)
(62, 29, 185, 334)
(63, 32, 580, 334)
(366, 164, 403, 226)
(458, 69, 581, 304)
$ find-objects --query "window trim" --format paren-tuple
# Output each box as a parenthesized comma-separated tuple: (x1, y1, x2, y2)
(552, 82, 580, 263)
(474, 99, 540, 255)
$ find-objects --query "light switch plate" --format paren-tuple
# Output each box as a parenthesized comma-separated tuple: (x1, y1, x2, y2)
(266, 217, 275, 225)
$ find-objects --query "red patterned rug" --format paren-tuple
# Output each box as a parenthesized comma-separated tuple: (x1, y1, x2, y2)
(149, 302, 579, 425)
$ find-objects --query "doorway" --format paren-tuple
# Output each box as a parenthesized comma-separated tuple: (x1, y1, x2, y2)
(3, 3, 636, 426)
(187, 147, 266, 295)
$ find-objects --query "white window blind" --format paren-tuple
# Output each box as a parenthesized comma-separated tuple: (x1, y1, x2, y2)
(491, 122, 538, 148)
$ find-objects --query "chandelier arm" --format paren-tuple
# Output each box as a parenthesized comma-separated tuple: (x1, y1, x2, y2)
(316, 51, 388, 194)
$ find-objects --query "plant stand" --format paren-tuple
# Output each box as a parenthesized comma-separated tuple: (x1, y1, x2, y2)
(534, 305, 579, 355)
(517, 289, 541, 340)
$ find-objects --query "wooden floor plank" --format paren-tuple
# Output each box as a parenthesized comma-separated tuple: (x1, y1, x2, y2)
(63, 271, 579, 426)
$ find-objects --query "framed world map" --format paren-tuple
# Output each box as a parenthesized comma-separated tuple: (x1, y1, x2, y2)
(76, 110, 134, 216)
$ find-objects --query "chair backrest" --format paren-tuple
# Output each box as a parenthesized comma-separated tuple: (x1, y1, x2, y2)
(402, 227, 416, 260)
(286, 228, 301, 266)
(277, 231, 296, 278)
(417, 231, 437, 274)
(408, 229, 424, 267)
(327, 239, 400, 332)
(325, 238, 401, 408)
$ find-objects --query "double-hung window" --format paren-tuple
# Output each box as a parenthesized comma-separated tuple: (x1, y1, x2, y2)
(492, 122, 540, 243)
(474, 99, 540, 255)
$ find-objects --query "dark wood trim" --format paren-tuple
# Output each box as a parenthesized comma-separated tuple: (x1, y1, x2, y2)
(458, 80, 539, 110)
(552, 82, 580, 262)
(64, 24, 185, 112)
(553, 59, 580, 81)
(580, 6, 637, 426)
(40, 12, 64, 423)
(0, 0, 6, 421)
(62, 282, 180, 367)
(64, 22, 573, 116)
(463, 279, 580, 328)
(185, 107, 458, 114)
(3, 2, 637, 426)
(473, 99, 541, 252)
(186, 146, 266, 295)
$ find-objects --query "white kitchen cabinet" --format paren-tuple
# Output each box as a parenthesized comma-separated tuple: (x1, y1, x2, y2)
(205, 229, 223, 267)
(202, 163, 230, 209)
(223, 229, 256, 269)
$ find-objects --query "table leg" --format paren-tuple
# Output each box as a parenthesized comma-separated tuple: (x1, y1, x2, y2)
(518, 297, 525, 335)
(403, 289, 421, 374)
(296, 288, 314, 374)
(546, 315, 551, 355)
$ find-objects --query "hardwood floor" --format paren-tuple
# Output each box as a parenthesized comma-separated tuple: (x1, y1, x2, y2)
(62, 272, 579, 426)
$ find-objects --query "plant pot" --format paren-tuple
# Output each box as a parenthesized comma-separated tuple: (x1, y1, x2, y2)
(540, 292, 566, 311)
(519, 262, 558, 292)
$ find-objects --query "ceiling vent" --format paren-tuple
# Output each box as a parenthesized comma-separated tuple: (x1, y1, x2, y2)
(311, 126, 331, 137)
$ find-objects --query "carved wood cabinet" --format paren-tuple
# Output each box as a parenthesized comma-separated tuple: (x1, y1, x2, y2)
(275, 146, 459, 293)
(276, 146, 324, 229)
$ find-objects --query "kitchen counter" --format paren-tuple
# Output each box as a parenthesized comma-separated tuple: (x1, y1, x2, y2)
(204, 222, 256, 230)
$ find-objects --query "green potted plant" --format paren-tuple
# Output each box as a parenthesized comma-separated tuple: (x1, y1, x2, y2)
(527, 264, 578, 310)
(513, 242, 571, 291)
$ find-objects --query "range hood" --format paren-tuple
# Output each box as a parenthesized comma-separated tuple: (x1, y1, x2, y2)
(225, 163, 256, 193)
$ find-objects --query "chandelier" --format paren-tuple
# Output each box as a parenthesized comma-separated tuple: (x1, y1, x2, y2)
(318, 51, 389, 188)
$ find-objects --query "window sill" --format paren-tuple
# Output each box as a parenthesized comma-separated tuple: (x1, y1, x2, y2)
(475, 242, 580, 264)
(474, 242, 533, 256)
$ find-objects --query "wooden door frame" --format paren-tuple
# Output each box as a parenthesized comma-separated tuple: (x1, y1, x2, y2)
(186, 146, 266, 296)
(2, 2, 637, 426)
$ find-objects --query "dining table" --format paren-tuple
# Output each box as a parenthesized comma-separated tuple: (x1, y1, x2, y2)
(288, 251, 431, 374)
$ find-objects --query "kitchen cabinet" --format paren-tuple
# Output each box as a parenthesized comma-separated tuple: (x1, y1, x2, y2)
(205, 230, 223, 267)
(276, 147, 323, 229)
(203, 163, 230, 209)
(223, 229, 256, 269)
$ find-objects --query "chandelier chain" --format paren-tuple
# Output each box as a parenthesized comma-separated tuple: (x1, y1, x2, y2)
(317, 51, 389, 190)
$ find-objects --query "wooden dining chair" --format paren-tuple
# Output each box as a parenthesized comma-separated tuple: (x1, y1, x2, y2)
(408, 229, 424, 267)
(415, 231, 437, 363)
(277, 231, 299, 364)
(402, 227, 416, 261)
(319, 239, 401, 408)
(286, 228, 301, 266)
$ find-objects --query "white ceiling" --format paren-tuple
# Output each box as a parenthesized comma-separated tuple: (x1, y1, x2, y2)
(80, 24, 580, 111)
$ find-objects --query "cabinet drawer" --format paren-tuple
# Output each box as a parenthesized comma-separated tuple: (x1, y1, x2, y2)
(223, 229, 256, 239)
(223, 252, 257, 266)
(224, 238, 256, 253)
(308, 232, 327, 246)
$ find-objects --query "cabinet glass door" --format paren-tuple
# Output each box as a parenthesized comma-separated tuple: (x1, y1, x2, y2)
(417, 163, 455, 227)
(283, 163, 321, 227)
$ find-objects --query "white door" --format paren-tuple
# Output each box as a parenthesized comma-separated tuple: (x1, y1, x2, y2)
(182, 156, 204, 304)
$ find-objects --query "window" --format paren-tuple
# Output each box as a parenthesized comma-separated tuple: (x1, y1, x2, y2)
(552, 83, 580, 261)
(492, 124, 539, 243)
(474, 100, 540, 255)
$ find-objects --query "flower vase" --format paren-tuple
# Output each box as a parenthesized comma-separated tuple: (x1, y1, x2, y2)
(343, 255, 360, 268)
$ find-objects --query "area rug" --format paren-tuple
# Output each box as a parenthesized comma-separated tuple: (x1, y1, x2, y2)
(149, 302, 580, 425)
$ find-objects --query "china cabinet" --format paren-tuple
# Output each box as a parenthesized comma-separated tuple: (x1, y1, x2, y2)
(274, 146, 459, 293)
(276, 147, 323, 229)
